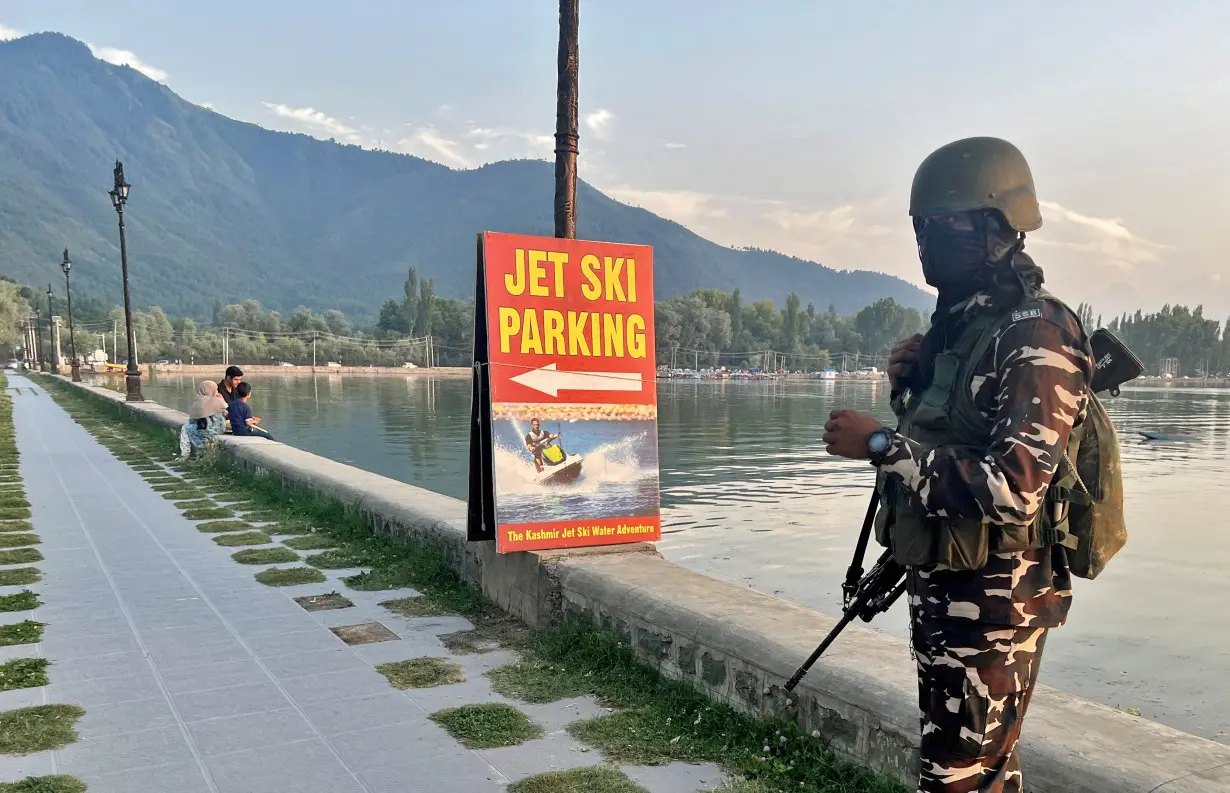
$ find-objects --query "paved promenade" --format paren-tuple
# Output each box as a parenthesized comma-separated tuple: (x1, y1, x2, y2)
(0, 377, 723, 792)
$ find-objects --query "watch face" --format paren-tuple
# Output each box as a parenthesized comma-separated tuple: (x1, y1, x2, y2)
(868, 431, 891, 454)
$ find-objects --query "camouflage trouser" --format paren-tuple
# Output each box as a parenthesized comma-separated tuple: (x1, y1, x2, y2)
(911, 610, 1048, 793)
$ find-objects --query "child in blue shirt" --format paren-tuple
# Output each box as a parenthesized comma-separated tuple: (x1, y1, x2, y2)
(227, 382, 275, 440)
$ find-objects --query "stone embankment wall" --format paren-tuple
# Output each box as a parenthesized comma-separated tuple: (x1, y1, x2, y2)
(56, 376, 1230, 792)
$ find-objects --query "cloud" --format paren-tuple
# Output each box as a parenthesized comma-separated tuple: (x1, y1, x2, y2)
(1033, 200, 1164, 270)
(0, 24, 22, 41)
(584, 108, 614, 140)
(604, 187, 730, 224)
(261, 102, 362, 143)
(88, 45, 167, 82)
(664, 142, 687, 149)
(398, 128, 472, 169)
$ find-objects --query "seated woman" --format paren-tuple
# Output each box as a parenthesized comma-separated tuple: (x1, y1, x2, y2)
(178, 380, 228, 459)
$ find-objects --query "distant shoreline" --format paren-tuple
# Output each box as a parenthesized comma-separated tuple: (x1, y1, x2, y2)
(85, 363, 472, 379)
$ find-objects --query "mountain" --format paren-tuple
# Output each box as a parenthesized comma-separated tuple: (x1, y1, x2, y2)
(0, 33, 932, 321)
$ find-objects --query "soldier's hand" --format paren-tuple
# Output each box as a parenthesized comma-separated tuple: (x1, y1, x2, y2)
(887, 334, 924, 389)
(823, 409, 882, 459)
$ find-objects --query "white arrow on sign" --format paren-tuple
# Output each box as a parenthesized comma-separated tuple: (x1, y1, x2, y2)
(509, 363, 643, 398)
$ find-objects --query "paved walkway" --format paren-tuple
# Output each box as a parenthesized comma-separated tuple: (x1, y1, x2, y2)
(0, 377, 724, 792)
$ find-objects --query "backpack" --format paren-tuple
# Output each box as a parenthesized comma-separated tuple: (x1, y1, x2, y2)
(1048, 352, 1128, 580)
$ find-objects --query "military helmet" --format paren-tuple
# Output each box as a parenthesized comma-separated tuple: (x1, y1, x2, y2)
(909, 137, 1042, 232)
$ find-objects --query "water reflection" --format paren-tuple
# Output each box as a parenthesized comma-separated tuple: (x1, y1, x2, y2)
(130, 372, 1229, 743)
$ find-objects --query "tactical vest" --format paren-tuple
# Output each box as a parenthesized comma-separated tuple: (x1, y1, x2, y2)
(874, 291, 1127, 577)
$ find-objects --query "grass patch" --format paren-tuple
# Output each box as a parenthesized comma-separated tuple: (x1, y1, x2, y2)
(487, 662, 592, 704)
(0, 548, 43, 565)
(172, 499, 218, 510)
(255, 567, 326, 587)
(429, 703, 543, 749)
(196, 520, 254, 533)
(376, 658, 464, 689)
(304, 548, 375, 569)
(0, 568, 39, 586)
(508, 767, 649, 793)
(183, 507, 234, 520)
(0, 497, 29, 509)
(265, 522, 316, 536)
(0, 507, 31, 520)
(0, 621, 44, 646)
(0, 591, 40, 613)
(212, 531, 272, 547)
(0, 521, 33, 533)
(293, 592, 353, 612)
(379, 597, 457, 618)
(0, 534, 38, 549)
(281, 534, 338, 550)
(0, 658, 50, 691)
(0, 775, 88, 793)
(153, 484, 202, 495)
(231, 547, 299, 565)
(0, 704, 85, 753)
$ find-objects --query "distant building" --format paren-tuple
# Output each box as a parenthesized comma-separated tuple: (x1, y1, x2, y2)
(1159, 357, 1180, 377)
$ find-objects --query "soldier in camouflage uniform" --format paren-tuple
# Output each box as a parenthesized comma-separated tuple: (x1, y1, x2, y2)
(822, 137, 1093, 793)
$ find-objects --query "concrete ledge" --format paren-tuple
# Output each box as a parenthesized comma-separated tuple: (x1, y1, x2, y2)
(53, 376, 1230, 791)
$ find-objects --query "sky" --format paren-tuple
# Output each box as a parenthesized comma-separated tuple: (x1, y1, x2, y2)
(3, 1, 1230, 320)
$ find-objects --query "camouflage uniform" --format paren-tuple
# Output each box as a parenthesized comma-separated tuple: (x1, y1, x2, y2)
(878, 292, 1091, 793)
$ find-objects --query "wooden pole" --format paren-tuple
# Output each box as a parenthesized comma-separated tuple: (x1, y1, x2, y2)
(554, 0, 579, 239)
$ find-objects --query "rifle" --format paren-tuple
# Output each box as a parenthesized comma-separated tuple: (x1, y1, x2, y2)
(784, 490, 905, 692)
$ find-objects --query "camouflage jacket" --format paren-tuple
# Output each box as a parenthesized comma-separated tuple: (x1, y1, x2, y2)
(879, 292, 1092, 627)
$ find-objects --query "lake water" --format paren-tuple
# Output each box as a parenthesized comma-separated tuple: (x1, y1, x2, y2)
(130, 372, 1229, 744)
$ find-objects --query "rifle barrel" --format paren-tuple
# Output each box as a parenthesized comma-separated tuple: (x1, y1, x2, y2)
(784, 609, 858, 693)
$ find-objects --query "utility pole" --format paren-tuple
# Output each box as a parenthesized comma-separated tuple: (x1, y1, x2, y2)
(311, 331, 316, 369)
(113, 320, 117, 366)
(553, 0, 579, 239)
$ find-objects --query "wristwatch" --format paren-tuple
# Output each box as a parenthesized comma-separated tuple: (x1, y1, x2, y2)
(866, 427, 894, 465)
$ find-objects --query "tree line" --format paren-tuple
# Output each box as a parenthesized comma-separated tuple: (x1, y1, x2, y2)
(4, 269, 1225, 376)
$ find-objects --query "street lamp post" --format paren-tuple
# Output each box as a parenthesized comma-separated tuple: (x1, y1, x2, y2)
(109, 160, 142, 401)
(60, 248, 81, 382)
(31, 309, 41, 370)
(46, 284, 57, 373)
(554, 0, 579, 239)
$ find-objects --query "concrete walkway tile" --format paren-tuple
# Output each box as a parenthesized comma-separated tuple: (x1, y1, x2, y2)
(301, 691, 425, 735)
(228, 612, 322, 639)
(84, 760, 213, 793)
(277, 667, 394, 706)
(158, 659, 269, 695)
(382, 615, 475, 638)
(0, 644, 41, 663)
(346, 587, 420, 604)
(479, 731, 605, 781)
(173, 680, 292, 723)
(127, 606, 220, 632)
(0, 685, 47, 711)
(305, 605, 391, 629)
(0, 611, 38, 627)
(41, 628, 143, 661)
(74, 695, 179, 740)
(186, 706, 317, 757)
(453, 648, 522, 677)
(329, 719, 508, 791)
(244, 628, 345, 659)
(58, 724, 197, 777)
(140, 621, 238, 652)
(35, 602, 126, 625)
(147, 637, 250, 668)
(622, 762, 728, 793)
(47, 670, 163, 708)
(51, 650, 149, 683)
(404, 676, 516, 712)
(38, 615, 130, 640)
(348, 638, 445, 666)
(204, 738, 367, 793)
(260, 647, 371, 680)
(0, 750, 56, 782)
(521, 696, 610, 732)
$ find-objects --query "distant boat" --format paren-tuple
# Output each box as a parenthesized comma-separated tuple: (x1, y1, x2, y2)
(1139, 431, 1199, 441)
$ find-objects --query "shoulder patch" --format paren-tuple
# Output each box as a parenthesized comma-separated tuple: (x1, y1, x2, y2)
(1011, 307, 1042, 322)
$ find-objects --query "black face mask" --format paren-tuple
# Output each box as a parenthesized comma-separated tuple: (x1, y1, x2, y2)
(915, 212, 1021, 302)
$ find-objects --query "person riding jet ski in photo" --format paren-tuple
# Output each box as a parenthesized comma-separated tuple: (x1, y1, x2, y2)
(524, 417, 565, 473)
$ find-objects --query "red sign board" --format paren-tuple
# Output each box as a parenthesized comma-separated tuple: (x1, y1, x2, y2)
(467, 232, 661, 553)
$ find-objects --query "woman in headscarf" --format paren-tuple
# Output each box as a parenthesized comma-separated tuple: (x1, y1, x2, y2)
(179, 380, 229, 458)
